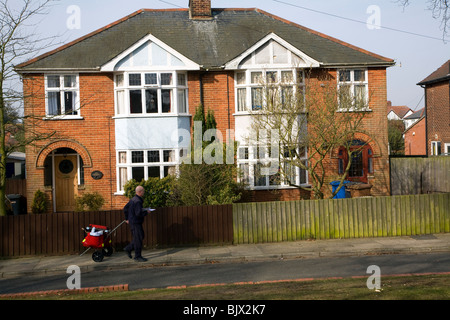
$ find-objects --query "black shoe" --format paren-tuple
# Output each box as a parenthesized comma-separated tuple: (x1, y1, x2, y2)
(124, 248, 132, 259)
(134, 256, 148, 262)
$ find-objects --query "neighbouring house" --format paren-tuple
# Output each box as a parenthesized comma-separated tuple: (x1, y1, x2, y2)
(15, 0, 394, 213)
(404, 109, 426, 156)
(417, 59, 450, 156)
(387, 101, 413, 124)
(403, 107, 425, 129)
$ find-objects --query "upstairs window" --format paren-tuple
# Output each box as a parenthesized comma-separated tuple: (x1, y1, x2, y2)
(338, 69, 369, 110)
(235, 69, 304, 113)
(115, 72, 188, 116)
(45, 75, 80, 117)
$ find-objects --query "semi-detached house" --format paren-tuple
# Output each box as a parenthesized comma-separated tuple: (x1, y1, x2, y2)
(16, 0, 395, 213)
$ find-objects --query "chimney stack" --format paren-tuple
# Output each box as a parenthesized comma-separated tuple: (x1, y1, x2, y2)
(189, 0, 212, 20)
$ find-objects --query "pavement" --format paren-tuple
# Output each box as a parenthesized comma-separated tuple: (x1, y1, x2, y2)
(1, 233, 450, 280)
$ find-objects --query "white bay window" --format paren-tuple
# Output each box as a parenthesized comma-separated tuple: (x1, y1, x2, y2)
(115, 71, 188, 116)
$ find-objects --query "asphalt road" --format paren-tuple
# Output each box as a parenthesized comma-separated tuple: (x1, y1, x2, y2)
(1, 252, 449, 295)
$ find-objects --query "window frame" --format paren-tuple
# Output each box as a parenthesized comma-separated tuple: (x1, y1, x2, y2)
(337, 69, 370, 111)
(431, 141, 442, 156)
(114, 71, 188, 116)
(44, 74, 81, 119)
(237, 145, 308, 190)
(116, 149, 179, 193)
(235, 69, 304, 113)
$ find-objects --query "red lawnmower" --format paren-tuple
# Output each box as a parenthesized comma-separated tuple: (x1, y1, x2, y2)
(80, 221, 126, 262)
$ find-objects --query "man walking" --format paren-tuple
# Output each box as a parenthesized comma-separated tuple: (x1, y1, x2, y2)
(124, 186, 150, 262)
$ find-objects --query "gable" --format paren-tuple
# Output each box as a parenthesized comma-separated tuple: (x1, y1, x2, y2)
(226, 33, 319, 70)
(101, 34, 200, 71)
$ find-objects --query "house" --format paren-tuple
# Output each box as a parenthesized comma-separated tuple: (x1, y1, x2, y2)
(403, 107, 425, 129)
(404, 109, 426, 155)
(15, 0, 394, 213)
(417, 59, 450, 156)
(387, 101, 413, 127)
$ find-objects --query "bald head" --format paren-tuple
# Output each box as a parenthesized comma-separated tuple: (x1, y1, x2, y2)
(135, 186, 145, 197)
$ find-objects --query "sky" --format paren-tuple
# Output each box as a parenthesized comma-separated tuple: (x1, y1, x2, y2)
(24, 0, 450, 111)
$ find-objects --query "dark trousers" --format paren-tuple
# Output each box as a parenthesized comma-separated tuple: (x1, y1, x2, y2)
(125, 223, 145, 258)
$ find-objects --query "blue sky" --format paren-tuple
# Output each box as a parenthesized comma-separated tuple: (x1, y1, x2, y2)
(31, 0, 449, 111)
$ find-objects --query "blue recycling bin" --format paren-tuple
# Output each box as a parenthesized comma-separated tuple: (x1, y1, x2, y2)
(330, 181, 350, 199)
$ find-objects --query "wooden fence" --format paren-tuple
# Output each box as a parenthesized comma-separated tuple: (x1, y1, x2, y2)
(233, 193, 450, 244)
(390, 156, 450, 195)
(1, 194, 449, 257)
(0, 205, 233, 257)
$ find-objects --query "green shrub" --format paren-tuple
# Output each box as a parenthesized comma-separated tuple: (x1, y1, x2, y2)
(75, 192, 105, 212)
(124, 176, 174, 208)
(31, 189, 48, 214)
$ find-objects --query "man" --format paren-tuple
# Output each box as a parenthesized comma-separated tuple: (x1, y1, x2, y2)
(124, 186, 150, 262)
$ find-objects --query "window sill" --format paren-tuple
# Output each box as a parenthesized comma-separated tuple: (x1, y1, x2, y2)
(246, 184, 310, 191)
(336, 108, 372, 113)
(113, 114, 192, 119)
(114, 191, 125, 196)
(43, 116, 84, 120)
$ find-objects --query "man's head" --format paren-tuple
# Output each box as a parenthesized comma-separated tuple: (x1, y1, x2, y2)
(135, 186, 145, 197)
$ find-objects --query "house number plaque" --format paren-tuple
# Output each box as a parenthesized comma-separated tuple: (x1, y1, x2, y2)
(91, 171, 104, 180)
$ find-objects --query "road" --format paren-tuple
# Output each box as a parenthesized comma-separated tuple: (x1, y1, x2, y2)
(1, 252, 449, 295)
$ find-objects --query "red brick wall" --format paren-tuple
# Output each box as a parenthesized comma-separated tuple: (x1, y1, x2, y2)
(425, 81, 450, 154)
(23, 73, 129, 213)
(404, 118, 426, 155)
(188, 71, 235, 139)
(189, 0, 211, 19)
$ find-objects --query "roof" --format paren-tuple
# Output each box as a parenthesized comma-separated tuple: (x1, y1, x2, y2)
(15, 8, 394, 72)
(404, 108, 425, 120)
(417, 59, 450, 86)
(388, 105, 412, 119)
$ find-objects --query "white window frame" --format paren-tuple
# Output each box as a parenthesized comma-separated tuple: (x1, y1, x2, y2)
(235, 69, 304, 113)
(44, 74, 81, 119)
(237, 145, 308, 190)
(431, 141, 442, 156)
(444, 143, 450, 155)
(116, 149, 179, 193)
(114, 71, 188, 117)
(337, 69, 370, 111)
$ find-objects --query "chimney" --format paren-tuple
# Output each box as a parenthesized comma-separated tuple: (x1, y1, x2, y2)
(189, 0, 212, 20)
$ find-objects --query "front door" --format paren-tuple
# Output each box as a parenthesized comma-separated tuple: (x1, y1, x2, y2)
(338, 142, 373, 184)
(54, 156, 78, 211)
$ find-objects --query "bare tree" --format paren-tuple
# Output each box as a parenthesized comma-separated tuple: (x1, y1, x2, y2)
(247, 69, 372, 199)
(0, 0, 60, 216)
(399, 0, 450, 39)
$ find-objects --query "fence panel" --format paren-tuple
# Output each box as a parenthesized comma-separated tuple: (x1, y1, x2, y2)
(0, 204, 233, 257)
(391, 156, 450, 195)
(233, 193, 450, 244)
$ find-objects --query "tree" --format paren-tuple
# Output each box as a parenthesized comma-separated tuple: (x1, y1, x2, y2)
(399, 0, 450, 40)
(0, 0, 59, 216)
(388, 120, 405, 155)
(248, 69, 372, 199)
(169, 105, 244, 206)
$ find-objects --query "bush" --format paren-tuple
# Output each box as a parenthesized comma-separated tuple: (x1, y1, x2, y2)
(75, 192, 105, 212)
(124, 176, 174, 208)
(31, 189, 48, 214)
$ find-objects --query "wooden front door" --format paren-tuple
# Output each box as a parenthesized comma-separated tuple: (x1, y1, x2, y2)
(54, 156, 78, 212)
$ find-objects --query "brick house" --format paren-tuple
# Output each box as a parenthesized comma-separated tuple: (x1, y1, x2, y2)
(417, 59, 450, 156)
(16, 0, 394, 213)
(404, 109, 426, 156)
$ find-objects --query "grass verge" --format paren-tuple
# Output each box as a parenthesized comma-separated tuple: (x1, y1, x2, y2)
(3, 274, 450, 300)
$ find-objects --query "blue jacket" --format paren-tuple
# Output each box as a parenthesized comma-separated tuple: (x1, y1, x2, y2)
(124, 195, 147, 225)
